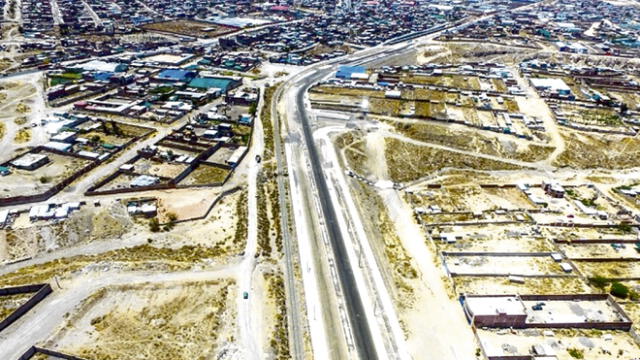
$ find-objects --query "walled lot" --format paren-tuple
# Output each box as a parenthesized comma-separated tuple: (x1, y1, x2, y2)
(154, 187, 227, 224)
(575, 261, 640, 279)
(134, 158, 188, 179)
(438, 232, 553, 253)
(445, 255, 565, 276)
(567, 185, 619, 214)
(559, 243, 640, 259)
(93, 173, 142, 192)
(178, 164, 229, 186)
(47, 281, 237, 360)
(477, 328, 640, 360)
(413, 186, 537, 214)
(82, 131, 132, 147)
(558, 103, 628, 130)
(543, 227, 638, 242)
(155, 144, 203, 158)
(399, 74, 483, 90)
(527, 188, 576, 213)
(453, 276, 589, 295)
(206, 147, 235, 164)
(0, 202, 133, 263)
(0, 293, 34, 321)
(1, 153, 92, 198)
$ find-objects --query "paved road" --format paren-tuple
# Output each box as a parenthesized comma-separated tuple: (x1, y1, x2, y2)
(292, 64, 378, 360)
(279, 2, 552, 356)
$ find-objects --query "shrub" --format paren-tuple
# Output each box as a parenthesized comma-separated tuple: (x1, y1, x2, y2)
(149, 218, 160, 232)
(610, 282, 630, 299)
(588, 275, 609, 290)
(567, 348, 584, 359)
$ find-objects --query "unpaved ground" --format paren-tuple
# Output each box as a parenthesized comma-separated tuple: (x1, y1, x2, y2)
(0, 203, 133, 263)
(454, 276, 590, 295)
(0, 292, 33, 321)
(554, 130, 640, 169)
(478, 328, 640, 360)
(384, 119, 555, 163)
(384, 137, 523, 183)
(155, 187, 225, 222)
(0, 73, 50, 157)
(47, 280, 237, 360)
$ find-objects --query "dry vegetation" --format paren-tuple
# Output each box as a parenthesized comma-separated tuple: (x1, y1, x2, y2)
(1, 204, 132, 262)
(256, 164, 283, 257)
(57, 281, 235, 360)
(384, 138, 523, 182)
(453, 276, 589, 295)
(185, 164, 230, 185)
(265, 272, 290, 359)
(0, 292, 34, 321)
(232, 190, 248, 248)
(388, 120, 554, 163)
(13, 128, 31, 143)
(554, 130, 640, 169)
(261, 84, 279, 162)
(0, 244, 232, 287)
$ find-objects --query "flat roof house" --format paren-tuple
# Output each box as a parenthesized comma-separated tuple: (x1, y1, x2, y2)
(10, 153, 50, 170)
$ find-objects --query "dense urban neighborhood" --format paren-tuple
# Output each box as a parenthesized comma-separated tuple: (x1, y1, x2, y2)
(1, 0, 640, 359)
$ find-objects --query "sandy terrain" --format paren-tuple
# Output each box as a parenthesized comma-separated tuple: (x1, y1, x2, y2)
(47, 280, 237, 360)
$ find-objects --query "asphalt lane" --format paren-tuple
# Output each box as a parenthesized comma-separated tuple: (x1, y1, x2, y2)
(294, 68, 378, 360)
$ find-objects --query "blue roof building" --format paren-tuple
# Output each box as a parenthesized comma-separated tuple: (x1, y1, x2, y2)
(336, 65, 366, 79)
(157, 69, 197, 82)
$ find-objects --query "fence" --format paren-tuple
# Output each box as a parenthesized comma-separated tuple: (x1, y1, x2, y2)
(18, 346, 88, 360)
(0, 284, 52, 333)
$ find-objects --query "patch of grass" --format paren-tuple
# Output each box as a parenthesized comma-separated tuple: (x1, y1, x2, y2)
(588, 275, 609, 290)
(188, 165, 229, 185)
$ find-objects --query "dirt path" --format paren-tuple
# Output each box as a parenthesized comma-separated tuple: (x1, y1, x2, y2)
(511, 65, 566, 165)
(381, 130, 536, 168)
(363, 131, 389, 180)
(379, 188, 478, 359)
